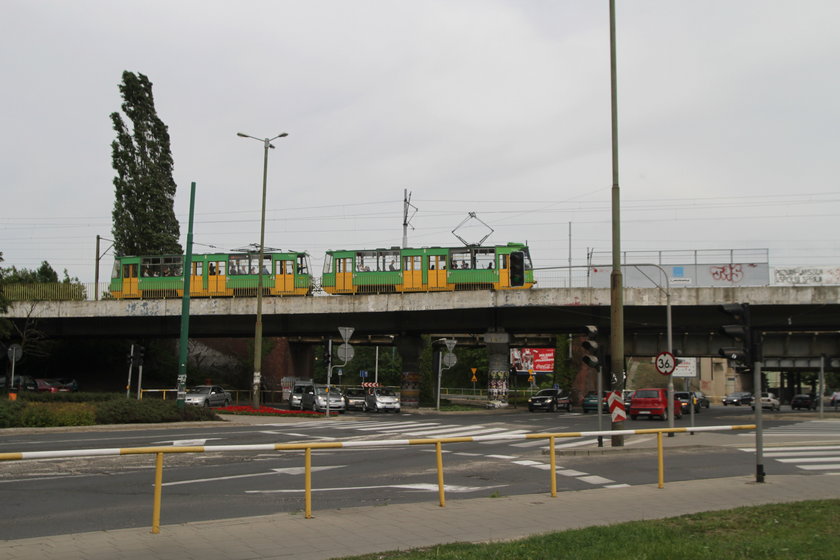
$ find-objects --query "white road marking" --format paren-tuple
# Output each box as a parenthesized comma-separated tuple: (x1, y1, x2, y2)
(577, 475, 615, 485)
(161, 465, 345, 486)
(246, 483, 507, 494)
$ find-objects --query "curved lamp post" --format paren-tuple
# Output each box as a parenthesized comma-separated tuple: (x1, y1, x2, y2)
(237, 131, 288, 409)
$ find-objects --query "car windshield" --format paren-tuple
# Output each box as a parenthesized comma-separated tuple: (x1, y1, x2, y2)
(315, 387, 339, 395)
(674, 392, 690, 399)
(346, 389, 364, 397)
(634, 390, 660, 398)
(377, 389, 396, 396)
(188, 387, 211, 394)
(536, 389, 558, 396)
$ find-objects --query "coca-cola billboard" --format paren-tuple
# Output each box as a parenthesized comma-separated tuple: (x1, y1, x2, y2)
(510, 348, 555, 374)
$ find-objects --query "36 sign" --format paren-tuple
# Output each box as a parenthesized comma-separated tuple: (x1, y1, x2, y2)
(654, 351, 676, 375)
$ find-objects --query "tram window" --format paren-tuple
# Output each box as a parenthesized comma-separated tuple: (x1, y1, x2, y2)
(338, 258, 352, 273)
(216, 261, 225, 276)
(403, 256, 420, 271)
(322, 257, 333, 275)
(193, 262, 203, 276)
(122, 264, 137, 278)
(474, 249, 494, 270)
(298, 256, 309, 274)
(501, 254, 509, 269)
(111, 261, 121, 279)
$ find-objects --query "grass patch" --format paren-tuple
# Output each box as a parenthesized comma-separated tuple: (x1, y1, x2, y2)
(343, 500, 840, 560)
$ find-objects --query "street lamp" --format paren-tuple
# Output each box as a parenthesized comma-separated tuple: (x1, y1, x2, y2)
(237, 131, 289, 409)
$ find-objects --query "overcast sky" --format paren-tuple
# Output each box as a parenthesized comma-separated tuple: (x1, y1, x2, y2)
(2, 1, 838, 284)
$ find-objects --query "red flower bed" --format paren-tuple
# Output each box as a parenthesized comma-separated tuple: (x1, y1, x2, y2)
(216, 405, 323, 416)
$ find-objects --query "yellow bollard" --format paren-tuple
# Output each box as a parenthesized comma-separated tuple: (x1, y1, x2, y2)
(436, 441, 446, 507)
(657, 431, 664, 489)
(151, 452, 164, 533)
(549, 436, 557, 497)
(304, 448, 312, 519)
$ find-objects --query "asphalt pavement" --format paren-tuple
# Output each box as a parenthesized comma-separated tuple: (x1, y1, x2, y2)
(2, 411, 840, 560)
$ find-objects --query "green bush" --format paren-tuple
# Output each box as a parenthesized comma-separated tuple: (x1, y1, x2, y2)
(0, 401, 26, 428)
(18, 391, 122, 403)
(18, 402, 96, 427)
(94, 399, 219, 424)
(0, 396, 219, 427)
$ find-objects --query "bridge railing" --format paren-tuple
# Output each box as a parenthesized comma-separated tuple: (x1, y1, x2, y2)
(0, 424, 756, 534)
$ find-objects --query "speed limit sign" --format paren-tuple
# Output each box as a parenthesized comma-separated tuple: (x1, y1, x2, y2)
(655, 351, 676, 375)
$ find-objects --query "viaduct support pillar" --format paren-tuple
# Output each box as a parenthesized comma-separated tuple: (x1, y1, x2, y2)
(288, 342, 314, 381)
(396, 333, 424, 409)
(485, 329, 510, 407)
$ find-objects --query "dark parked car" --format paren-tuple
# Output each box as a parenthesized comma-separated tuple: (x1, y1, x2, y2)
(791, 394, 818, 410)
(674, 391, 700, 413)
(693, 390, 710, 409)
(0, 375, 37, 391)
(344, 387, 366, 411)
(528, 389, 571, 412)
(582, 391, 608, 413)
(722, 392, 753, 406)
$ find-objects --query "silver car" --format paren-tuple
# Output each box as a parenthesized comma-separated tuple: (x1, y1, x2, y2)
(364, 387, 400, 413)
(185, 385, 231, 407)
(301, 385, 345, 413)
(289, 384, 308, 410)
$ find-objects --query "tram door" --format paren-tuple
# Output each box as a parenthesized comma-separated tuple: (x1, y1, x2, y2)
(402, 256, 422, 290)
(276, 259, 294, 293)
(206, 261, 225, 294)
(191, 261, 204, 296)
(427, 255, 447, 290)
(122, 263, 139, 298)
(336, 257, 353, 292)
(499, 253, 510, 287)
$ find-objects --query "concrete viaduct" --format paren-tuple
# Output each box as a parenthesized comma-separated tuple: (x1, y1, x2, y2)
(5, 285, 840, 405)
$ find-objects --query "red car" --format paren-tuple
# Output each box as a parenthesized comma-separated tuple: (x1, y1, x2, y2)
(629, 388, 682, 421)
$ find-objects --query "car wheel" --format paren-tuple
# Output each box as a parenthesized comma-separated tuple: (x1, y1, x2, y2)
(583, 408, 589, 414)
(395, 409, 400, 414)
(528, 406, 535, 412)
(203, 400, 210, 408)
(661, 410, 668, 421)
(224, 398, 231, 406)
(630, 415, 638, 420)
(549, 403, 557, 413)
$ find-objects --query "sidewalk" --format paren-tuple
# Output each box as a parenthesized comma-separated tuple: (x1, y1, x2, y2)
(3, 471, 839, 560)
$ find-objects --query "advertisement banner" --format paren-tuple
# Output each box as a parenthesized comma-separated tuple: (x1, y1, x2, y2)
(510, 348, 555, 374)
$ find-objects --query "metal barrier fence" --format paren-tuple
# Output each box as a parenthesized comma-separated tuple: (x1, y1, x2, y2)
(0, 424, 755, 534)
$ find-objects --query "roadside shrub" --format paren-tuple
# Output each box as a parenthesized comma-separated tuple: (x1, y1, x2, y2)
(18, 402, 96, 427)
(18, 392, 122, 403)
(0, 401, 27, 428)
(94, 399, 219, 424)
(0, 396, 219, 427)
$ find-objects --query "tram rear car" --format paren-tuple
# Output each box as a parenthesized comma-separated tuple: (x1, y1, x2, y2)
(109, 251, 313, 299)
(321, 243, 534, 295)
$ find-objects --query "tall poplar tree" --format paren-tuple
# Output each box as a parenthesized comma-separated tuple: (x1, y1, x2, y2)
(111, 71, 182, 256)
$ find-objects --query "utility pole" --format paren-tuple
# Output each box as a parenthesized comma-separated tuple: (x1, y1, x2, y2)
(608, 0, 625, 446)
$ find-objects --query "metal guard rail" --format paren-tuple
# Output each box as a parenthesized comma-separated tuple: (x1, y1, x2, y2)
(0, 424, 756, 534)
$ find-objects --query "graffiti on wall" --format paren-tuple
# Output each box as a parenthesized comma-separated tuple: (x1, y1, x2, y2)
(774, 267, 840, 286)
(709, 264, 744, 283)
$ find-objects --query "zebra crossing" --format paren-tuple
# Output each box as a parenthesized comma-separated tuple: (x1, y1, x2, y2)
(738, 420, 840, 438)
(739, 444, 840, 472)
(265, 418, 596, 449)
(257, 418, 627, 489)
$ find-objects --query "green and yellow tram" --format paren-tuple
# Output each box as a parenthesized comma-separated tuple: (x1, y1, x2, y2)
(321, 243, 534, 295)
(109, 251, 313, 299)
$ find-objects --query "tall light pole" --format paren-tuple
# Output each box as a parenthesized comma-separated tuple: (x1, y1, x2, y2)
(237, 131, 288, 409)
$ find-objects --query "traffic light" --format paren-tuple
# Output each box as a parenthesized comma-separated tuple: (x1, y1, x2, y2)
(136, 346, 145, 366)
(509, 251, 525, 287)
(582, 325, 599, 369)
(718, 303, 753, 368)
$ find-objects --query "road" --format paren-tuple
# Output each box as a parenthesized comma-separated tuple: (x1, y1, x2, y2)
(1, 405, 838, 539)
